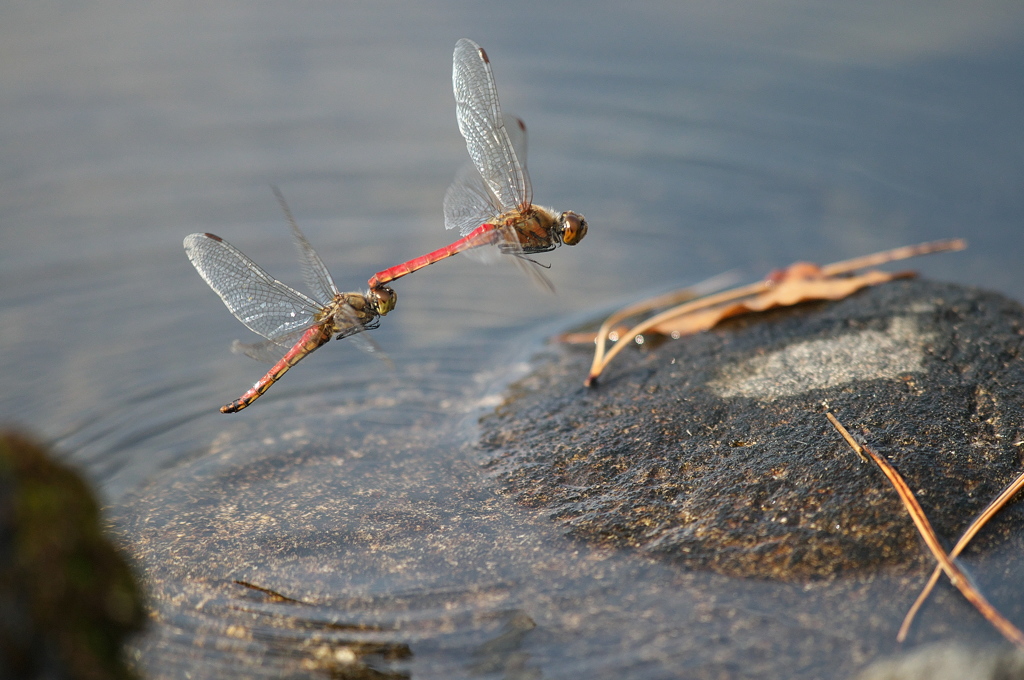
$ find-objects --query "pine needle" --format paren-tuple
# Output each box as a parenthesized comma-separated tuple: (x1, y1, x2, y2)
(826, 413, 1024, 647)
(898, 469, 1024, 641)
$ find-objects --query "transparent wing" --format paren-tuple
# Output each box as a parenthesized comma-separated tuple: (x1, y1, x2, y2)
(347, 332, 393, 369)
(443, 161, 501, 236)
(443, 114, 532, 263)
(272, 186, 339, 304)
(184, 233, 322, 343)
(509, 252, 555, 294)
(333, 305, 394, 369)
(230, 329, 306, 364)
(453, 38, 531, 212)
(504, 114, 529, 188)
(441, 163, 501, 264)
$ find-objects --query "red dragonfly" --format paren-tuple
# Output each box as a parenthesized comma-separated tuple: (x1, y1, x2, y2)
(184, 195, 397, 413)
(367, 38, 588, 292)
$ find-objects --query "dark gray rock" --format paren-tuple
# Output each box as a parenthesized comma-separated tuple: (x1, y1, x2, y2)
(852, 643, 1024, 680)
(109, 279, 1024, 678)
(480, 279, 1024, 579)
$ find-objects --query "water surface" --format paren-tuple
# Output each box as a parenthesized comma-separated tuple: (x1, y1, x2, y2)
(1, 1, 1023, 677)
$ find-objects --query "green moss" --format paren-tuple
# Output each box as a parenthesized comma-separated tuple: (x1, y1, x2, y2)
(0, 430, 145, 679)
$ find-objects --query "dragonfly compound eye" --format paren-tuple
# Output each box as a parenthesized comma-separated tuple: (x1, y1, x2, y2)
(559, 211, 588, 246)
(371, 286, 398, 316)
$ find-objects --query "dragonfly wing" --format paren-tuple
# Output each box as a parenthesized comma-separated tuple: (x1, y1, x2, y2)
(184, 233, 322, 343)
(444, 161, 500, 235)
(509, 252, 555, 294)
(453, 38, 531, 212)
(347, 331, 393, 369)
(272, 187, 339, 304)
(442, 163, 503, 264)
(503, 115, 531, 203)
(230, 333, 296, 364)
(332, 304, 394, 368)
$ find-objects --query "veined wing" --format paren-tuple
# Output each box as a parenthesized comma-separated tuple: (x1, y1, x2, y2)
(504, 114, 529, 188)
(334, 304, 394, 369)
(440, 162, 502, 264)
(453, 38, 531, 213)
(184, 232, 322, 344)
(508, 249, 555, 293)
(443, 160, 500, 237)
(272, 186, 339, 305)
(231, 302, 391, 369)
(443, 115, 528, 239)
(230, 328, 307, 364)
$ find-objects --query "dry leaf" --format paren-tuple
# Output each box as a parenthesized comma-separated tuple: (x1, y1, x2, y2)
(648, 268, 912, 336)
(579, 239, 966, 386)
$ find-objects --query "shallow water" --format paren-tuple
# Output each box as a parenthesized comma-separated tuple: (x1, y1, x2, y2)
(2, 1, 1024, 677)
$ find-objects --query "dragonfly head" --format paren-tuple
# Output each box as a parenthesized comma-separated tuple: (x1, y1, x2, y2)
(558, 211, 588, 246)
(369, 286, 398, 316)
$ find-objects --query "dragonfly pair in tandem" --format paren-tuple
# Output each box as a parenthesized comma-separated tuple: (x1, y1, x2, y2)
(185, 39, 589, 413)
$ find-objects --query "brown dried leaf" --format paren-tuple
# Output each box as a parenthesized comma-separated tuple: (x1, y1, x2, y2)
(649, 268, 912, 337)
(582, 239, 966, 386)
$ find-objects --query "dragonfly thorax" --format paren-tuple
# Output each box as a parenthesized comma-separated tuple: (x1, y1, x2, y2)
(318, 292, 381, 338)
(499, 206, 559, 253)
(498, 206, 588, 253)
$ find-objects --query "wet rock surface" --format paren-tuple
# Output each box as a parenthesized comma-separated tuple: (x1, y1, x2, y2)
(109, 282, 1024, 679)
(852, 642, 1024, 680)
(480, 279, 1024, 579)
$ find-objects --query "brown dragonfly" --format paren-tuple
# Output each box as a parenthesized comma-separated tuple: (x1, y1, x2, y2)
(367, 38, 588, 292)
(184, 196, 397, 413)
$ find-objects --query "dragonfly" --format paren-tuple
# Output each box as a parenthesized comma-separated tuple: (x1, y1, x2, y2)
(184, 193, 397, 413)
(367, 38, 588, 292)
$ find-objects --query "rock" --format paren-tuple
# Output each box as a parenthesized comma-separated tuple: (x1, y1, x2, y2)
(480, 279, 1024, 579)
(0, 430, 145, 679)
(109, 279, 1024, 677)
(852, 643, 1024, 680)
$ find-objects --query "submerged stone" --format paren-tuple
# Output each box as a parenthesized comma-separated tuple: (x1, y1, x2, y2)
(480, 279, 1024, 579)
(852, 642, 1024, 680)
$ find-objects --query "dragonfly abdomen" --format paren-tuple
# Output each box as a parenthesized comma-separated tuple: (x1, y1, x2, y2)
(220, 324, 333, 413)
(366, 224, 500, 288)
